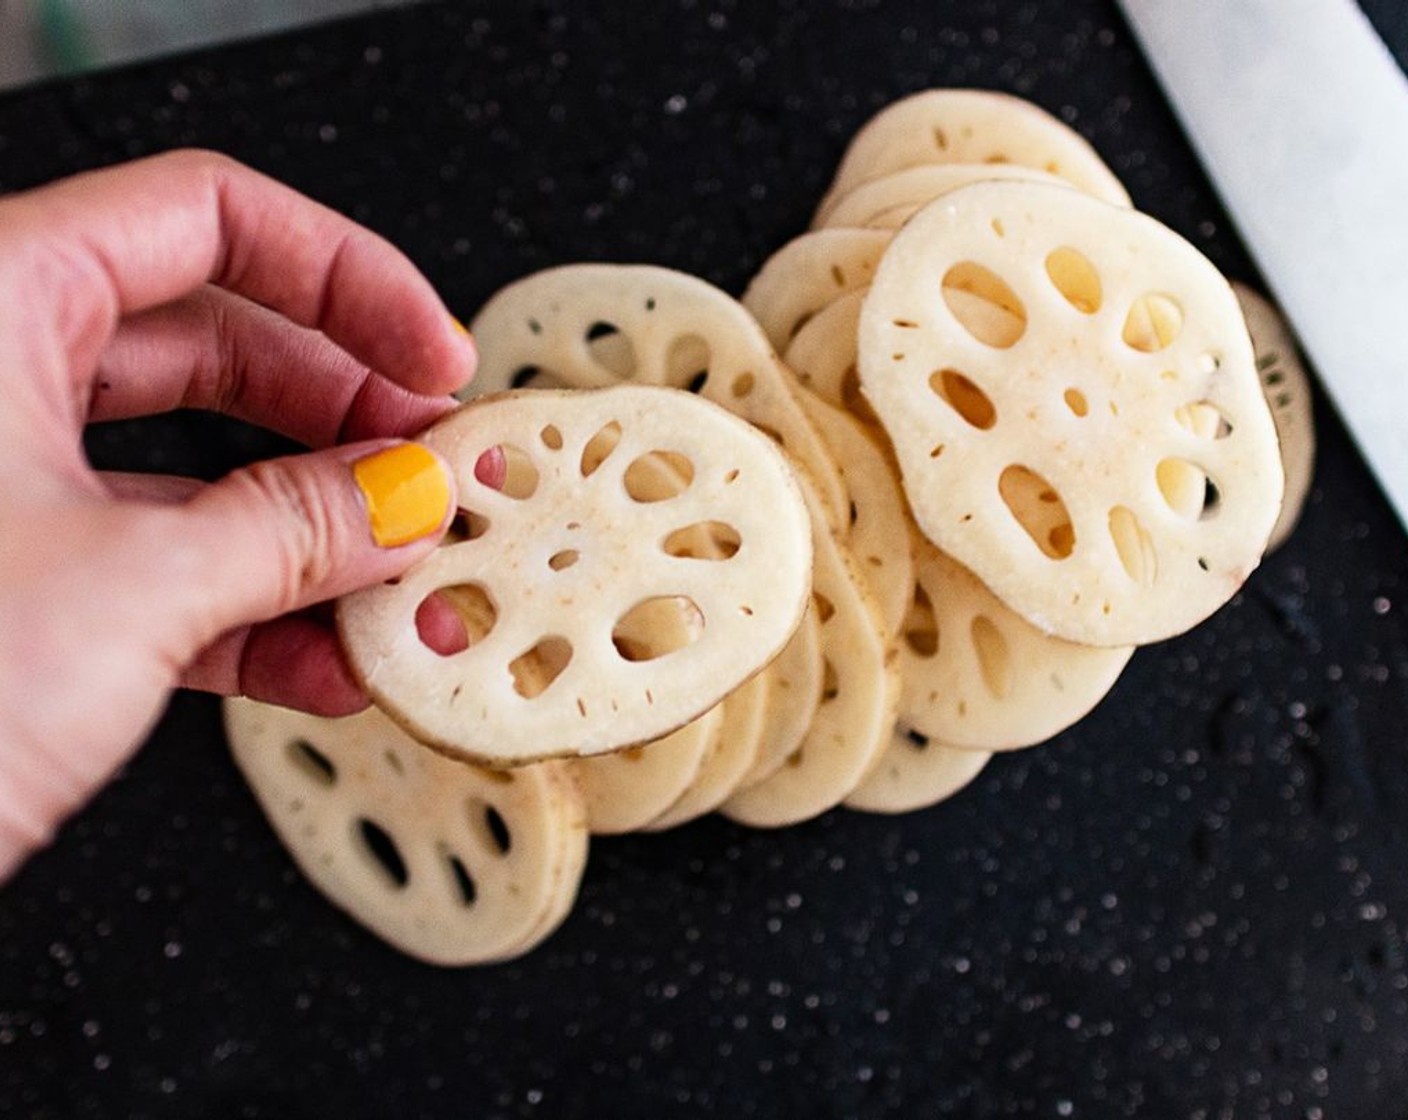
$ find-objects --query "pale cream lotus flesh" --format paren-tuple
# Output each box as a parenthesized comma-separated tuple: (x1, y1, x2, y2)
(813, 87, 1131, 224)
(337, 385, 812, 765)
(858, 180, 1284, 647)
(224, 699, 588, 966)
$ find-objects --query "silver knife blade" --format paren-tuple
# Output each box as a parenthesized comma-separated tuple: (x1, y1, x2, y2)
(1117, 0, 1408, 532)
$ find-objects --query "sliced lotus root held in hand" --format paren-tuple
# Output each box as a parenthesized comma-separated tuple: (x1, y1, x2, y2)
(337, 386, 812, 764)
(800, 392, 913, 641)
(845, 722, 992, 815)
(721, 471, 900, 829)
(899, 533, 1134, 751)
(467, 264, 849, 532)
(224, 699, 588, 966)
(643, 669, 771, 831)
(859, 181, 1284, 646)
(1233, 282, 1316, 553)
(571, 701, 722, 835)
(817, 162, 1074, 232)
(741, 228, 892, 349)
(814, 88, 1130, 224)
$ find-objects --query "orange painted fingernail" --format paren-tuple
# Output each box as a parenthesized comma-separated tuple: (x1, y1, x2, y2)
(451, 316, 474, 343)
(353, 443, 452, 548)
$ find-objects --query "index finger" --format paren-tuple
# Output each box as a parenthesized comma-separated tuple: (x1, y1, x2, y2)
(0, 148, 476, 397)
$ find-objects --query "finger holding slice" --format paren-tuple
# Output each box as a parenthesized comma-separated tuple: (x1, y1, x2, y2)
(224, 698, 588, 966)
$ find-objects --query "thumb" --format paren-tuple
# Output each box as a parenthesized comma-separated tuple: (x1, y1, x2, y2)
(158, 440, 457, 655)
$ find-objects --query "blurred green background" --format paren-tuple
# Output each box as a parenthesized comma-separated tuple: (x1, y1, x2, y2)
(0, 0, 419, 89)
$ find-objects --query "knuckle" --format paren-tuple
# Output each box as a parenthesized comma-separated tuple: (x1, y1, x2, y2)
(234, 460, 340, 611)
(159, 147, 238, 179)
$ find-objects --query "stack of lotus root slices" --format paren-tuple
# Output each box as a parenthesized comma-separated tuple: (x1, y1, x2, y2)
(225, 88, 1315, 965)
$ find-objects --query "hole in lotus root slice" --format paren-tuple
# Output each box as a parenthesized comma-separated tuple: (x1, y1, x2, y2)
(579, 421, 623, 477)
(539, 424, 564, 450)
(721, 471, 899, 829)
(466, 799, 513, 856)
(445, 509, 491, 545)
(357, 817, 410, 889)
(858, 181, 1283, 646)
(1156, 458, 1217, 521)
(895, 538, 1135, 752)
(223, 699, 588, 965)
(813, 90, 1131, 226)
(624, 451, 695, 501)
(904, 581, 940, 658)
(496, 444, 540, 500)
(1108, 506, 1158, 586)
(510, 636, 573, 698)
(1122, 292, 1184, 352)
(548, 549, 579, 571)
(941, 263, 1027, 348)
(930, 368, 998, 429)
(1063, 388, 1090, 417)
(288, 738, 338, 787)
(999, 466, 1075, 560)
(570, 702, 722, 835)
(844, 721, 992, 815)
(663, 521, 741, 560)
(1175, 400, 1233, 440)
(416, 583, 497, 658)
(664, 333, 712, 391)
(612, 596, 705, 662)
(445, 851, 477, 906)
(1044, 246, 1103, 314)
(970, 614, 1013, 699)
(1232, 282, 1316, 552)
(585, 320, 638, 377)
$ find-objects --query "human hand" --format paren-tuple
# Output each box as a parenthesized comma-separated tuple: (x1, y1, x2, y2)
(0, 149, 493, 880)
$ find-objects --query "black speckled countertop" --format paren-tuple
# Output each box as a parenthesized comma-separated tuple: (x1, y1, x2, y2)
(2, 2, 1407, 1117)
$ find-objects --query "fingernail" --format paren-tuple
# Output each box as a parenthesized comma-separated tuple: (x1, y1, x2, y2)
(450, 316, 474, 344)
(352, 443, 452, 548)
